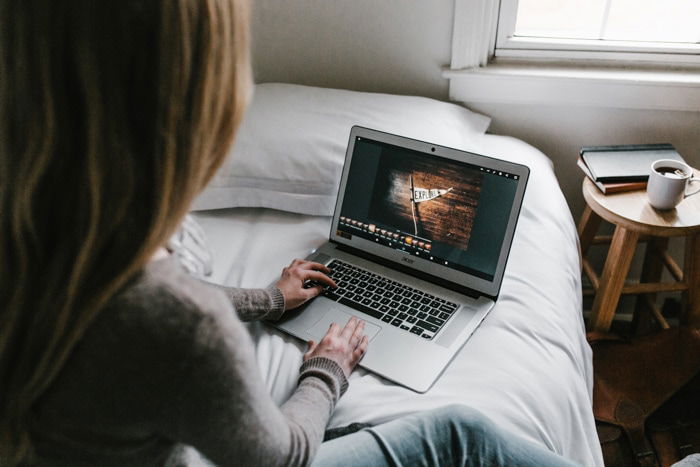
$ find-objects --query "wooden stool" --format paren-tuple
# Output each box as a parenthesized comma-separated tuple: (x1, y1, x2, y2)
(578, 172, 700, 333)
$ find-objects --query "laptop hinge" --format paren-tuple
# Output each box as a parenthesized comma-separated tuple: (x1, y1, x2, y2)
(332, 241, 483, 300)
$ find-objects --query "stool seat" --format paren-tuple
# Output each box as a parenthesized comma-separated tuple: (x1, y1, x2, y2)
(578, 172, 700, 333)
(583, 172, 700, 237)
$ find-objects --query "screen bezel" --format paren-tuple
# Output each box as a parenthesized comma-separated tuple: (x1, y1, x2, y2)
(329, 126, 530, 298)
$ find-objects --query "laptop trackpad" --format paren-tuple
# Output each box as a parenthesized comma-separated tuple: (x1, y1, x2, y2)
(306, 308, 381, 342)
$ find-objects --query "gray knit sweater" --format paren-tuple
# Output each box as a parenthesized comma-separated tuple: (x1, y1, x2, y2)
(30, 256, 348, 466)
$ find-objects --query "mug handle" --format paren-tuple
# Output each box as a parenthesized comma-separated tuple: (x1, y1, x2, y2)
(685, 176, 700, 198)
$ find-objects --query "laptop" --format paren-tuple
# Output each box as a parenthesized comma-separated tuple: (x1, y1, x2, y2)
(271, 126, 529, 392)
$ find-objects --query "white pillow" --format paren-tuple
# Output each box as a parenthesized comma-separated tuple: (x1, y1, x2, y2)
(192, 83, 491, 215)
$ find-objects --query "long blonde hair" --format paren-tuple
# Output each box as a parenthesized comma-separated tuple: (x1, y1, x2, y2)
(0, 0, 251, 463)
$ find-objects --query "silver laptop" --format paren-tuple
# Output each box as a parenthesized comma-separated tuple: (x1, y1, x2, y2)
(271, 126, 529, 392)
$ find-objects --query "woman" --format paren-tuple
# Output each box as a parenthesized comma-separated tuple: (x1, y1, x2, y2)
(0, 1, 576, 466)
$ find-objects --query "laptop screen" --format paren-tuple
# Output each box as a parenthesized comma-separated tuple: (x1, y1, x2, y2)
(330, 127, 529, 297)
(336, 136, 519, 281)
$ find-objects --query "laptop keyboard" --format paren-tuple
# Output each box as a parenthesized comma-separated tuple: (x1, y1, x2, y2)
(314, 259, 459, 340)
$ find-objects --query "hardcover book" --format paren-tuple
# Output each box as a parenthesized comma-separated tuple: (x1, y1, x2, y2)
(577, 158, 647, 194)
(580, 143, 686, 183)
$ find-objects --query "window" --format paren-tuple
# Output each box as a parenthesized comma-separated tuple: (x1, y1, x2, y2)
(496, 0, 700, 65)
(445, 0, 700, 110)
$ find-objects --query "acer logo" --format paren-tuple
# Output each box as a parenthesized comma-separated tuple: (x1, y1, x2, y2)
(401, 257, 414, 264)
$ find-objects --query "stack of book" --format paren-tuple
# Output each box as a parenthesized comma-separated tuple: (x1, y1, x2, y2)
(578, 143, 686, 194)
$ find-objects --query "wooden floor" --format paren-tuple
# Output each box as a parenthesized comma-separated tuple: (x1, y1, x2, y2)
(588, 312, 700, 466)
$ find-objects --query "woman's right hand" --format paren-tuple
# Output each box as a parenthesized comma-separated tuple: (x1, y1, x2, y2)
(303, 317, 368, 377)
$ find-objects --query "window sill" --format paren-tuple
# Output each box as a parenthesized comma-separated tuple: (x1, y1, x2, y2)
(443, 64, 700, 112)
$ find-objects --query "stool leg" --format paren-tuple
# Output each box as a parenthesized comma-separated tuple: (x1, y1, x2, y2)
(577, 205, 602, 259)
(589, 226, 639, 332)
(631, 237, 669, 334)
(682, 233, 700, 328)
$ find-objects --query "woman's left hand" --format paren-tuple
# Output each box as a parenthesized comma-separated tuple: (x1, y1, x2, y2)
(275, 259, 336, 311)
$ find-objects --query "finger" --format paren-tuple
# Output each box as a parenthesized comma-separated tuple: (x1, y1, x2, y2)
(354, 335, 369, 359)
(350, 320, 365, 346)
(307, 339, 317, 352)
(340, 316, 359, 339)
(304, 340, 317, 360)
(299, 261, 332, 274)
(303, 285, 323, 300)
(304, 270, 337, 288)
(327, 322, 340, 336)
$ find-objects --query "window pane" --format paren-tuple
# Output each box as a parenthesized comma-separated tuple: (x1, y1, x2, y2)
(515, 0, 700, 44)
(604, 0, 700, 43)
(515, 0, 607, 40)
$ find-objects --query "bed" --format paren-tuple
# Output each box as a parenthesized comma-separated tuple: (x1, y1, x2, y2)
(190, 83, 603, 466)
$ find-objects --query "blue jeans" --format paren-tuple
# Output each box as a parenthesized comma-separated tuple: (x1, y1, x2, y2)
(311, 405, 578, 467)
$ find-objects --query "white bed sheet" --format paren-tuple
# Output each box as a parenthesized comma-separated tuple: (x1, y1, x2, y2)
(192, 133, 603, 466)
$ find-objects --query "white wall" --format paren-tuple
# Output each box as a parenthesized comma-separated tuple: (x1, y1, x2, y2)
(251, 1, 700, 286)
(251, 0, 453, 100)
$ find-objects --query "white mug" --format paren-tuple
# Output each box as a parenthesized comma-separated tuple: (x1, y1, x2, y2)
(646, 159, 700, 210)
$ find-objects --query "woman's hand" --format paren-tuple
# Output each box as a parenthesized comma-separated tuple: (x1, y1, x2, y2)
(304, 317, 368, 377)
(275, 259, 336, 311)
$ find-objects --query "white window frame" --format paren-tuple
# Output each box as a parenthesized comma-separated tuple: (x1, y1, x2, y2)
(444, 0, 700, 111)
(495, 0, 700, 66)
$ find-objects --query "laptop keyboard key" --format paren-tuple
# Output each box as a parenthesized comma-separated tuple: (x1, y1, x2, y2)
(426, 316, 444, 326)
(416, 320, 438, 333)
(338, 297, 383, 320)
(322, 290, 341, 301)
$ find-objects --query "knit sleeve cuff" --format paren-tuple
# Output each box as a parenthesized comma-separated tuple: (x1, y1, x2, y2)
(298, 357, 349, 401)
(265, 285, 286, 321)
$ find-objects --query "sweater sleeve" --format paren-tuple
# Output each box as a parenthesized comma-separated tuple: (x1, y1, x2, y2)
(158, 289, 347, 467)
(203, 282, 286, 321)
